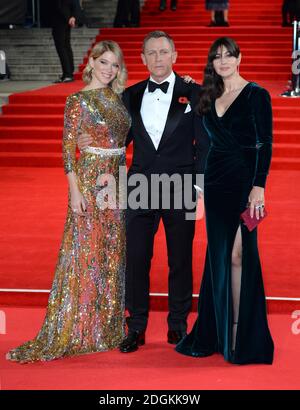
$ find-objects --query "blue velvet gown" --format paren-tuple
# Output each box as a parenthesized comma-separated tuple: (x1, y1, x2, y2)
(176, 82, 274, 365)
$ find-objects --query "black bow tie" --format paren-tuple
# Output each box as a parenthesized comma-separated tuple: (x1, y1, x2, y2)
(148, 80, 169, 94)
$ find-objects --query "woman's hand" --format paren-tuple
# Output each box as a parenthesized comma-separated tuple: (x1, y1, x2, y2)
(70, 187, 87, 216)
(248, 186, 265, 219)
(77, 132, 93, 151)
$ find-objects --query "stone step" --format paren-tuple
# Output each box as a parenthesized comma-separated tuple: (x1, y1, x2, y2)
(4, 48, 90, 54)
(81, 0, 145, 25)
(0, 36, 97, 42)
(6, 58, 84, 64)
(5, 54, 86, 62)
(9, 66, 82, 74)
(1, 40, 95, 46)
(0, 28, 99, 37)
(10, 74, 63, 80)
(4, 49, 86, 56)
(82, 0, 123, 13)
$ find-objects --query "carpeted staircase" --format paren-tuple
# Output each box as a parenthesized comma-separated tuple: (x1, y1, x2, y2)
(0, 0, 299, 170)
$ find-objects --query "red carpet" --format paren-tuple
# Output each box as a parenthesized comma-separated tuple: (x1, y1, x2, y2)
(0, 1, 299, 309)
(1, 309, 299, 390)
(0, 167, 299, 313)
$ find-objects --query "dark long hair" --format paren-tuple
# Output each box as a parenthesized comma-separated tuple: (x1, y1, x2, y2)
(197, 37, 241, 114)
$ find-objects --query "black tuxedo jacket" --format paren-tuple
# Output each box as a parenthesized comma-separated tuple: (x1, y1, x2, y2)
(122, 74, 209, 178)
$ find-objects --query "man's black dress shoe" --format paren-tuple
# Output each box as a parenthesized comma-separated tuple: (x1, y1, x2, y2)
(159, 0, 166, 11)
(170, 0, 177, 10)
(167, 330, 187, 345)
(119, 331, 145, 353)
(53, 76, 74, 84)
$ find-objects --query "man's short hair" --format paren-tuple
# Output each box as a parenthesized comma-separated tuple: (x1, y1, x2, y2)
(142, 31, 175, 53)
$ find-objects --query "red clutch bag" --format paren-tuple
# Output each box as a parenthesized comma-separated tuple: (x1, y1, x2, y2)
(240, 207, 267, 231)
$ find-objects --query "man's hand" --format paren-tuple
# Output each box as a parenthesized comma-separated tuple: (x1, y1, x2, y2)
(78, 132, 93, 151)
(69, 17, 76, 27)
(182, 75, 195, 84)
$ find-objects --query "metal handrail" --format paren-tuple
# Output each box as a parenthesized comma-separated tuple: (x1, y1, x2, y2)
(26, 0, 41, 28)
(282, 20, 300, 97)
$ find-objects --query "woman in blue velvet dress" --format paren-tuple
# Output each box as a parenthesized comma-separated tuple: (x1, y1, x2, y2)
(176, 37, 274, 365)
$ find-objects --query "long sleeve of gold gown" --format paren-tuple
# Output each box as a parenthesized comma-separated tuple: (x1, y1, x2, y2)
(63, 94, 81, 174)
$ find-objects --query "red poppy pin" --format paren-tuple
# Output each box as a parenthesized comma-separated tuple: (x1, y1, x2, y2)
(178, 96, 190, 104)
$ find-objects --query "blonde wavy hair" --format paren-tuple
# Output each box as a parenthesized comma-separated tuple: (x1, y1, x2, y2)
(82, 40, 127, 94)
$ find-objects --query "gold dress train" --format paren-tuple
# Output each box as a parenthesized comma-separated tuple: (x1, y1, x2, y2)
(7, 87, 131, 363)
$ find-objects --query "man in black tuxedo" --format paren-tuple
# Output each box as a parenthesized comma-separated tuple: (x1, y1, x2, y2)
(119, 31, 209, 352)
(51, 0, 81, 82)
(78, 31, 209, 352)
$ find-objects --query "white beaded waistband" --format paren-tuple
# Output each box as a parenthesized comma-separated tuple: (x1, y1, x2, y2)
(83, 146, 126, 156)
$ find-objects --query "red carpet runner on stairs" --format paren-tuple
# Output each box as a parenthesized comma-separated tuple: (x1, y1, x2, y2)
(0, 0, 299, 311)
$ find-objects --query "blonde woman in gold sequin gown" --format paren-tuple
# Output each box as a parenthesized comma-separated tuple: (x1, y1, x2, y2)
(7, 41, 131, 363)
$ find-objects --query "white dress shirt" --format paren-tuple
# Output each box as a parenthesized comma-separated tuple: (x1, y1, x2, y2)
(140, 71, 176, 150)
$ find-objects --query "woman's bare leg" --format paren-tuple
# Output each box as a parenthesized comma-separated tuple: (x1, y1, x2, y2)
(231, 226, 242, 351)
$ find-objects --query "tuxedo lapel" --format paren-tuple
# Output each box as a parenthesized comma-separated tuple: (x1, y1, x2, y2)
(157, 76, 187, 151)
(131, 80, 157, 151)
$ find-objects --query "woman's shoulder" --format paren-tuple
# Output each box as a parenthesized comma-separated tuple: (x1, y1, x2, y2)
(65, 91, 82, 103)
(63, 92, 82, 114)
(247, 82, 271, 99)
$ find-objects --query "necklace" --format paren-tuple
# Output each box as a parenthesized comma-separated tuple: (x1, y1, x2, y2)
(224, 83, 249, 94)
(225, 86, 244, 93)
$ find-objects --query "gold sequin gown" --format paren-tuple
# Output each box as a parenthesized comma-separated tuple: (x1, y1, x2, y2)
(7, 87, 131, 363)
